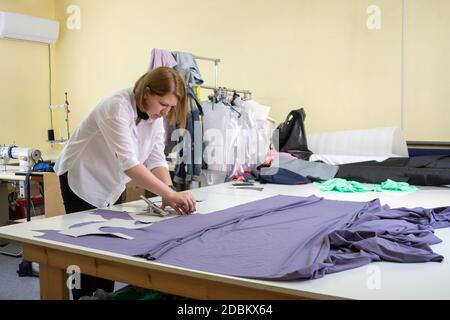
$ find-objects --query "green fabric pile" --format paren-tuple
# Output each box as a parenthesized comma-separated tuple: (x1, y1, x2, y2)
(315, 178, 417, 193)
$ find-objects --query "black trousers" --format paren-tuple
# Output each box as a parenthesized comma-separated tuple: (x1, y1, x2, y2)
(59, 172, 120, 300)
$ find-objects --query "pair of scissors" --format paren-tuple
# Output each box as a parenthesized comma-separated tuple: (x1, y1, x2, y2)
(139, 196, 171, 217)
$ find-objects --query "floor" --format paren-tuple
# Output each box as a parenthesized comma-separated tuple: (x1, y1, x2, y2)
(0, 243, 127, 300)
(0, 252, 39, 300)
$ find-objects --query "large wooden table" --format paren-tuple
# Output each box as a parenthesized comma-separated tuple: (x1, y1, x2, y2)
(1, 182, 450, 300)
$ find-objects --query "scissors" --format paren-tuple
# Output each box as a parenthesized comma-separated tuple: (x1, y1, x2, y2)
(139, 196, 171, 217)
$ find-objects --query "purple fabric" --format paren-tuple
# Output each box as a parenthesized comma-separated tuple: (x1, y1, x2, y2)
(148, 48, 177, 71)
(35, 195, 450, 281)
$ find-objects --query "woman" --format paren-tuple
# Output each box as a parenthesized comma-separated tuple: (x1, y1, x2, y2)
(54, 67, 196, 299)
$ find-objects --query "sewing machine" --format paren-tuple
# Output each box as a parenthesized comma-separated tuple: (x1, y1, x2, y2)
(0, 146, 42, 171)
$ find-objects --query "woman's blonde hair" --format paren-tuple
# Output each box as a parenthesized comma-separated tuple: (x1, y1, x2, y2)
(133, 67, 186, 128)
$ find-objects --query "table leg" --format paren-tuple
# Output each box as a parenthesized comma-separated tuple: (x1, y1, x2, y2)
(39, 264, 70, 300)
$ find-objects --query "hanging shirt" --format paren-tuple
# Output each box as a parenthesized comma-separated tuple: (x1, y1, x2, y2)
(54, 88, 168, 208)
(148, 48, 177, 71)
(172, 51, 204, 85)
(201, 100, 273, 185)
(200, 101, 234, 185)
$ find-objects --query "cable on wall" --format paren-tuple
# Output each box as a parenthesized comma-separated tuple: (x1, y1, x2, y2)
(48, 44, 54, 130)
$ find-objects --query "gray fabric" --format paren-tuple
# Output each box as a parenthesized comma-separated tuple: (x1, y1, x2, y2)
(163, 118, 177, 156)
(270, 154, 339, 181)
(164, 69, 197, 155)
(173, 80, 203, 184)
(172, 51, 203, 85)
(35, 196, 450, 281)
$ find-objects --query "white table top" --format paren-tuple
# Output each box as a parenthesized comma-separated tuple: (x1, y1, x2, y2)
(1, 182, 450, 300)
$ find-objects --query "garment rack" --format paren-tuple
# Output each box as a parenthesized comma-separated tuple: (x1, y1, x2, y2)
(193, 55, 221, 64)
(193, 54, 221, 88)
(198, 85, 252, 100)
(192, 54, 252, 99)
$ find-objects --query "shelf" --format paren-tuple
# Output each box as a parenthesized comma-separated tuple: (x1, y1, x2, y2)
(12, 214, 46, 224)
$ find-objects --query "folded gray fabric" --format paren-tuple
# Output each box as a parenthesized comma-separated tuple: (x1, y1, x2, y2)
(270, 154, 339, 181)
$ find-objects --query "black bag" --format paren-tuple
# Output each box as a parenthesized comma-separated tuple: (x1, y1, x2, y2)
(273, 108, 312, 160)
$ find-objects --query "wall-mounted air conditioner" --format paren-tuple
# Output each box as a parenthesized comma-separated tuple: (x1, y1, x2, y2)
(0, 11, 59, 44)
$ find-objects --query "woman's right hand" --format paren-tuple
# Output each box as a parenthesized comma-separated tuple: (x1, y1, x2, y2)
(162, 191, 196, 215)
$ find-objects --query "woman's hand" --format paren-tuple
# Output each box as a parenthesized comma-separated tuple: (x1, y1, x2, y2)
(162, 191, 196, 215)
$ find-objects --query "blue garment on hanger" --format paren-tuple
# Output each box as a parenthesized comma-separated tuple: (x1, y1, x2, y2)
(172, 51, 204, 85)
(173, 86, 204, 184)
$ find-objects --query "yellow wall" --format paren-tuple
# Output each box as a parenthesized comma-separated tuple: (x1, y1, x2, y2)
(404, 0, 450, 142)
(1, 0, 448, 161)
(53, 0, 404, 138)
(0, 0, 58, 159)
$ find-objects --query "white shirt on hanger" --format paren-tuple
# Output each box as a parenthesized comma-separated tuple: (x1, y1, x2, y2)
(54, 88, 168, 208)
(200, 99, 274, 185)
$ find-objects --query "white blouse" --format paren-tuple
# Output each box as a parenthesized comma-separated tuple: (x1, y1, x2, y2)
(54, 88, 168, 208)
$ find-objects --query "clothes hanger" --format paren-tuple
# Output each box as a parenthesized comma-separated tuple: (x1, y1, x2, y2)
(218, 88, 241, 118)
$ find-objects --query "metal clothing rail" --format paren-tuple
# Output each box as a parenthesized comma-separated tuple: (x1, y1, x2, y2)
(193, 54, 221, 88)
(197, 85, 252, 99)
(193, 55, 221, 64)
(192, 54, 251, 98)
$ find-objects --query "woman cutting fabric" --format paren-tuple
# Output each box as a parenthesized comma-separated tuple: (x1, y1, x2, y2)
(54, 66, 196, 299)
